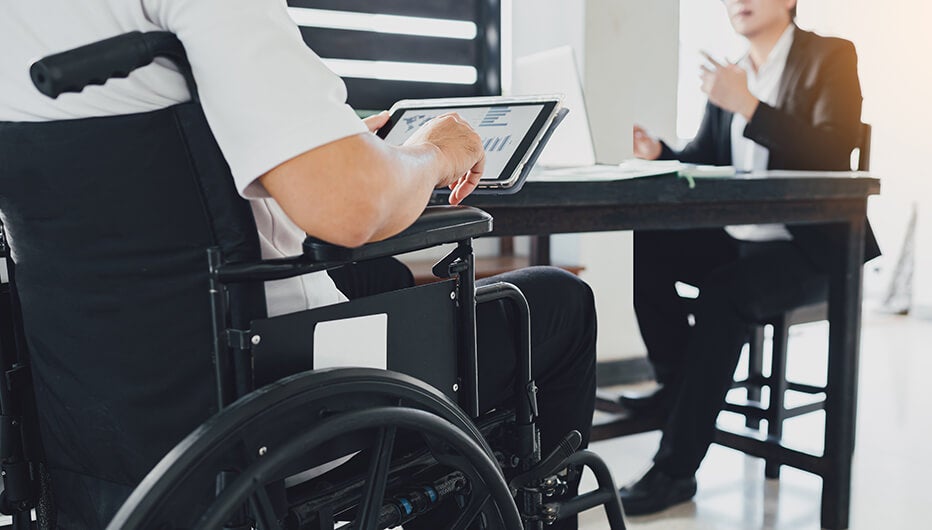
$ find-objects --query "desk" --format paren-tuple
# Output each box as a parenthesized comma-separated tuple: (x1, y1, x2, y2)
(462, 171, 880, 530)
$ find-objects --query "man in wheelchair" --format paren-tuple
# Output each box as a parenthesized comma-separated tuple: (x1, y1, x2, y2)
(0, 1, 625, 529)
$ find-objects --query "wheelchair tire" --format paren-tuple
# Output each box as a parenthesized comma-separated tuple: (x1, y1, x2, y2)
(107, 368, 522, 530)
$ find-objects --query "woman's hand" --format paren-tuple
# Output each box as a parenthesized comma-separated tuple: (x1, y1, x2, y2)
(633, 124, 662, 160)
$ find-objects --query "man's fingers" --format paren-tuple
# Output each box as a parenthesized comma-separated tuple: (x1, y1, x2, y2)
(363, 111, 390, 133)
(448, 153, 484, 205)
(700, 50, 724, 69)
(449, 172, 482, 205)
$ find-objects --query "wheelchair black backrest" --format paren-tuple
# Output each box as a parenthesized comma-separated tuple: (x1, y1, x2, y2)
(0, 80, 266, 525)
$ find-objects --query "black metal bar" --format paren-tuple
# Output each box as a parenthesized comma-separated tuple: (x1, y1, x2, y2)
(783, 401, 826, 418)
(474, 282, 535, 449)
(474, 280, 542, 529)
(746, 325, 765, 430)
(357, 427, 397, 530)
(529, 235, 551, 266)
(248, 486, 283, 530)
(822, 215, 866, 530)
(766, 316, 790, 478)
(207, 247, 234, 410)
(713, 428, 825, 475)
(788, 382, 827, 394)
(450, 493, 490, 530)
(722, 402, 767, 420)
(556, 451, 626, 529)
(455, 241, 480, 418)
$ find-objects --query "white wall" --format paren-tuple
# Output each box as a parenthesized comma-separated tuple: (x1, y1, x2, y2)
(794, 1, 932, 314)
(510, 0, 680, 360)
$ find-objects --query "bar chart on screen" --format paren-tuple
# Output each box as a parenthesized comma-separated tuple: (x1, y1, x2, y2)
(483, 135, 512, 152)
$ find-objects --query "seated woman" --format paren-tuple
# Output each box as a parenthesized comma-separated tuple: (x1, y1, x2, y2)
(620, 0, 877, 516)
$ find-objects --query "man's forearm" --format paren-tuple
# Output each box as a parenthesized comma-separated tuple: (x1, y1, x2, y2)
(260, 132, 442, 247)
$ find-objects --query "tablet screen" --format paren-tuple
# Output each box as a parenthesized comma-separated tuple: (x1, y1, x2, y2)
(378, 100, 558, 186)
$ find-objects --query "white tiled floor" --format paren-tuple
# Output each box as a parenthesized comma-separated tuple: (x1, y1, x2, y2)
(580, 311, 932, 530)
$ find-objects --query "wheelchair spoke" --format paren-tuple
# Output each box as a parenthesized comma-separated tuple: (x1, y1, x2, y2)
(248, 484, 283, 530)
(356, 426, 397, 530)
(450, 492, 491, 530)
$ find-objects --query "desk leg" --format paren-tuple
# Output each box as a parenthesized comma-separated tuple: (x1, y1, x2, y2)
(822, 215, 866, 530)
(530, 235, 551, 266)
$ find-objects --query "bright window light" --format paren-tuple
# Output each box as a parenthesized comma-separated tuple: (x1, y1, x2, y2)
(322, 58, 477, 85)
(288, 8, 478, 40)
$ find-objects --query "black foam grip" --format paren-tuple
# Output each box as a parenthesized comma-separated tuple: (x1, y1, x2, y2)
(30, 31, 181, 99)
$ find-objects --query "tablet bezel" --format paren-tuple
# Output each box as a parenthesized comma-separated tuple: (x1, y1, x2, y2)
(377, 95, 563, 189)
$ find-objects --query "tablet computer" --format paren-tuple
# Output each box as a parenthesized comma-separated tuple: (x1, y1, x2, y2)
(377, 95, 566, 194)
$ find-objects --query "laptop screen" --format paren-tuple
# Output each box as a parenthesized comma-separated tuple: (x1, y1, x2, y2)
(512, 46, 597, 168)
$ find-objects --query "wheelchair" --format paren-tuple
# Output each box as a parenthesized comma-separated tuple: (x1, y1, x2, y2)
(0, 32, 626, 529)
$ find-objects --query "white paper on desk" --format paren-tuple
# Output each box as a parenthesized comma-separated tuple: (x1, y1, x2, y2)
(527, 161, 678, 182)
(313, 313, 388, 369)
(679, 164, 737, 178)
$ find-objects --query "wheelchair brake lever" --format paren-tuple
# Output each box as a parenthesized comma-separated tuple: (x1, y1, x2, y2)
(508, 430, 582, 495)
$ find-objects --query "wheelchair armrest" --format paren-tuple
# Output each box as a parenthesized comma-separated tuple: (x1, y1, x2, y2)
(302, 205, 493, 263)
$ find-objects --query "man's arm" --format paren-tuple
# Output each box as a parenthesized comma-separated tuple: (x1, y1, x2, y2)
(260, 113, 484, 248)
(743, 41, 862, 167)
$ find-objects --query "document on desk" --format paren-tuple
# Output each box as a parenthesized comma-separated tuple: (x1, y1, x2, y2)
(527, 160, 680, 182)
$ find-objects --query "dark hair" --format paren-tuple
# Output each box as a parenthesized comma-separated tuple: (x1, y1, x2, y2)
(791, 4, 798, 18)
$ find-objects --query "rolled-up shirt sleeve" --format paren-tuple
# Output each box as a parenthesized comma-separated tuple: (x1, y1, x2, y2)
(145, 0, 367, 198)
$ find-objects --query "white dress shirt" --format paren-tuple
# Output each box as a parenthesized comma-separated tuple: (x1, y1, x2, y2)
(0, 0, 367, 316)
(726, 24, 795, 242)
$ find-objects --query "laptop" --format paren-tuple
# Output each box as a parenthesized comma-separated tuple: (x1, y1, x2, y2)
(512, 46, 678, 181)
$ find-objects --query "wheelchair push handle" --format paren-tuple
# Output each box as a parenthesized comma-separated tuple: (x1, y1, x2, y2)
(31, 31, 188, 98)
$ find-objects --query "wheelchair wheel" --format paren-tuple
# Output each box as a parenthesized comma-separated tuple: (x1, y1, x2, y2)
(108, 368, 522, 530)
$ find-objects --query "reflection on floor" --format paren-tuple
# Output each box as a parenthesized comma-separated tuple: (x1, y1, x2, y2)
(580, 312, 932, 529)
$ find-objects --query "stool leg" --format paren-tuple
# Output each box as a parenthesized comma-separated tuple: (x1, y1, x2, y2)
(766, 317, 790, 479)
(746, 325, 766, 430)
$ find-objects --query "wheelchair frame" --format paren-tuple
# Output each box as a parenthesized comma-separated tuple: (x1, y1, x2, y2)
(0, 31, 627, 529)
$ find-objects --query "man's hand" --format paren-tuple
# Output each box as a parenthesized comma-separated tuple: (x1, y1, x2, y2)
(404, 113, 485, 205)
(633, 124, 662, 160)
(699, 52, 760, 120)
(363, 111, 390, 133)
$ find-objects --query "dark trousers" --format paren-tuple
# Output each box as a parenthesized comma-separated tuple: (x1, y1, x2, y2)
(633, 229, 827, 477)
(331, 259, 597, 530)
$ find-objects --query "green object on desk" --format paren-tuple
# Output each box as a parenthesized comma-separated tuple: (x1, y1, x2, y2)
(677, 164, 737, 189)
(679, 173, 696, 189)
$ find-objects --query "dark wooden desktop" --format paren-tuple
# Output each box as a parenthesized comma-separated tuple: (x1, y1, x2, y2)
(461, 171, 880, 530)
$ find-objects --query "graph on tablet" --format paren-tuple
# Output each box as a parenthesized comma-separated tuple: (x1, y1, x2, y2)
(381, 104, 546, 183)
